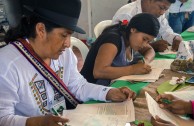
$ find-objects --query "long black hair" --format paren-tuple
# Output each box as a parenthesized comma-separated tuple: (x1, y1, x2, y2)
(102, 13, 160, 44)
(4, 14, 60, 44)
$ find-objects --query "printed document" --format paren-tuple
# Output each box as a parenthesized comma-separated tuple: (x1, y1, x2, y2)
(63, 100, 135, 126)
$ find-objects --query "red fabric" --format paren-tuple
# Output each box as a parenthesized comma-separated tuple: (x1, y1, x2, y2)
(122, 20, 128, 26)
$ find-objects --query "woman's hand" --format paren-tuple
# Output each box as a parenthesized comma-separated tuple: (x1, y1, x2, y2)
(172, 36, 182, 51)
(151, 116, 176, 126)
(156, 94, 192, 115)
(106, 87, 136, 102)
(131, 62, 151, 74)
(150, 40, 168, 52)
(26, 114, 69, 126)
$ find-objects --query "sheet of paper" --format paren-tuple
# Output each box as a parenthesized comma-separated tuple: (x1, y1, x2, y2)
(159, 46, 177, 55)
(145, 92, 178, 125)
(165, 91, 194, 101)
(150, 59, 174, 69)
(141, 79, 157, 82)
(64, 114, 128, 126)
(176, 86, 194, 92)
(115, 68, 163, 82)
(63, 100, 135, 122)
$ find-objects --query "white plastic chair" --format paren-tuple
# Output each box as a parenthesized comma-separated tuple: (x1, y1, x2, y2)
(94, 20, 112, 38)
(70, 37, 89, 62)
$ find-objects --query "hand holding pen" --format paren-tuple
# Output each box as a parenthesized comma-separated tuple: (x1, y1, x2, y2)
(155, 94, 192, 115)
(51, 108, 70, 126)
(132, 59, 151, 74)
(142, 58, 148, 64)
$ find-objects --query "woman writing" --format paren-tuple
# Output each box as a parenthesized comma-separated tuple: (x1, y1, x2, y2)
(81, 13, 160, 86)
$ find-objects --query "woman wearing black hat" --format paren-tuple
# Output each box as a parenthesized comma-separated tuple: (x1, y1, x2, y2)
(81, 13, 160, 86)
(0, 0, 135, 126)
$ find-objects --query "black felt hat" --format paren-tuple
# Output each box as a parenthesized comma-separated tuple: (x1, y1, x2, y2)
(23, 0, 85, 34)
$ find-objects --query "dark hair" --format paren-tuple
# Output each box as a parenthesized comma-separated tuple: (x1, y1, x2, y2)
(4, 14, 60, 44)
(128, 0, 132, 3)
(155, 0, 176, 3)
(102, 13, 160, 40)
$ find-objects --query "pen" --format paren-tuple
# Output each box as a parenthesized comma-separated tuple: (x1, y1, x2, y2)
(51, 108, 60, 116)
(51, 108, 69, 126)
(142, 58, 145, 64)
(160, 99, 172, 104)
(142, 58, 148, 64)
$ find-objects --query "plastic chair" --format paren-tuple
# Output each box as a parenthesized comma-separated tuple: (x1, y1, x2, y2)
(94, 20, 112, 38)
(70, 37, 89, 62)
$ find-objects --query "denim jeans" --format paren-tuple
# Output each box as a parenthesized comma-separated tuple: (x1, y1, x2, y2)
(168, 11, 194, 34)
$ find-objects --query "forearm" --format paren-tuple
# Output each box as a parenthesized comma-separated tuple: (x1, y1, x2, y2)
(77, 82, 113, 102)
(139, 45, 155, 63)
(67, 72, 113, 102)
(159, 18, 181, 45)
(0, 115, 28, 126)
(143, 49, 155, 63)
(93, 65, 136, 80)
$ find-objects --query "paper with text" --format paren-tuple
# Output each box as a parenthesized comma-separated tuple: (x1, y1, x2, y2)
(64, 114, 128, 126)
(145, 92, 178, 125)
(63, 100, 135, 122)
(115, 68, 163, 82)
(150, 59, 174, 69)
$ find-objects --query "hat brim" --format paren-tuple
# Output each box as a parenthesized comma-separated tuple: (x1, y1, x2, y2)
(74, 26, 86, 34)
(23, 5, 86, 34)
(65, 25, 86, 34)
